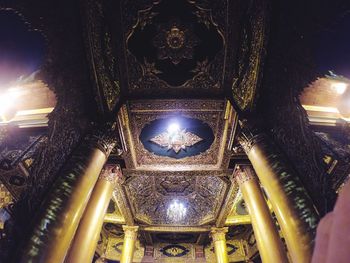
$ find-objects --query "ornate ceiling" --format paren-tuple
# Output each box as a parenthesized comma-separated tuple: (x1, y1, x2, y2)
(118, 99, 235, 171)
(1, 0, 349, 261)
(82, 0, 268, 116)
(124, 174, 229, 225)
(113, 98, 239, 228)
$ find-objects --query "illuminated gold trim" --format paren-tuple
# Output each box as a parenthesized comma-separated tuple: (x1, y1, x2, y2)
(142, 226, 210, 233)
(302, 105, 339, 113)
(16, 107, 55, 116)
(104, 213, 126, 224)
(225, 215, 251, 225)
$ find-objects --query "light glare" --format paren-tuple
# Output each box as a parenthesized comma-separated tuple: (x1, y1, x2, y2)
(0, 89, 20, 120)
(167, 200, 187, 222)
(167, 122, 180, 134)
(0, 93, 14, 115)
(332, 82, 348, 95)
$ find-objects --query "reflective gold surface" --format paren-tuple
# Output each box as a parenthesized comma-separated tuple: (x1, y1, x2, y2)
(211, 227, 229, 263)
(225, 214, 251, 225)
(104, 213, 125, 224)
(247, 139, 315, 263)
(235, 166, 288, 263)
(120, 225, 139, 263)
(19, 143, 109, 263)
(65, 166, 119, 263)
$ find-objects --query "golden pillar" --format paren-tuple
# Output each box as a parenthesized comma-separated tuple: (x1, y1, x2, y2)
(120, 225, 139, 263)
(18, 126, 117, 263)
(235, 165, 288, 263)
(239, 123, 319, 263)
(211, 227, 229, 263)
(65, 165, 121, 263)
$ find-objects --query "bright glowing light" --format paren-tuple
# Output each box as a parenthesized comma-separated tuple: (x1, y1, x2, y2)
(0, 89, 20, 121)
(167, 122, 180, 134)
(0, 94, 11, 115)
(167, 200, 187, 222)
(332, 82, 348, 95)
(302, 105, 339, 113)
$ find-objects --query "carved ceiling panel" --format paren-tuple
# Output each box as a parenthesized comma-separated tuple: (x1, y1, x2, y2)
(151, 232, 199, 243)
(118, 100, 235, 171)
(82, 0, 267, 111)
(124, 174, 229, 226)
(125, 0, 224, 95)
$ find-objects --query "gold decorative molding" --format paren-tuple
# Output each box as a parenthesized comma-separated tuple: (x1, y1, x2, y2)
(210, 227, 228, 242)
(104, 214, 125, 224)
(123, 225, 139, 240)
(99, 165, 122, 186)
(112, 187, 134, 226)
(142, 225, 211, 233)
(234, 165, 255, 186)
(216, 179, 239, 227)
(123, 169, 231, 177)
(0, 183, 13, 210)
(225, 215, 251, 225)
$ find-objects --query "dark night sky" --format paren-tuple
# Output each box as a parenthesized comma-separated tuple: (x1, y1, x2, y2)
(313, 13, 350, 78)
(0, 10, 45, 88)
(0, 9, 349, 89)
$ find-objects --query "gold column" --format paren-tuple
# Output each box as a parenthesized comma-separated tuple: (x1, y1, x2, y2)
(211, 227, 229, 263)
(235, 165, 288, 263)
(18, 126, 117, 263)
(120, 225, 139, 263)
(65, 165, 121, 263)
(239, 124, 319, 263)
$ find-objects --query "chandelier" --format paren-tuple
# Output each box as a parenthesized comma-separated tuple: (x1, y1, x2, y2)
(167, 200, 187, 222)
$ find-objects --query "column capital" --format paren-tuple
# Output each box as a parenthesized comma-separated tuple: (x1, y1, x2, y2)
(123, 225, 139, 240)
(237, 119, 266, 154)
(99, 164, 122, 185)
(210, 227, 228, 242)
(86, 123, 120, 156)
(234, 165, 256, 186)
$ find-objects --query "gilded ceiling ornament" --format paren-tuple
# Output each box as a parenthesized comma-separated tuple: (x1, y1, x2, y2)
(149, 129, 203, 153)
(160, 244, 190, 257)
(153, 23, 199, 65)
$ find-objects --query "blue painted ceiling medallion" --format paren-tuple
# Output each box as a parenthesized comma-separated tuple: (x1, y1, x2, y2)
(140, 116, 214, 159)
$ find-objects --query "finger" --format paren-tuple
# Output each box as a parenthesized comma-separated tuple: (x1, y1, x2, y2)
(311, 212, 333, 263)
(326, 181, 350, 263)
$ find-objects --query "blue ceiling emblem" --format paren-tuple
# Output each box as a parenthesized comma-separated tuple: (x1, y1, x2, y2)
(140, 116, 214, 159)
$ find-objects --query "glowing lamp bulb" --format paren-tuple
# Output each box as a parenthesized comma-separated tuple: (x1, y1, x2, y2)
(167, 123, 180, 134)
(332, 82, 348, 95)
